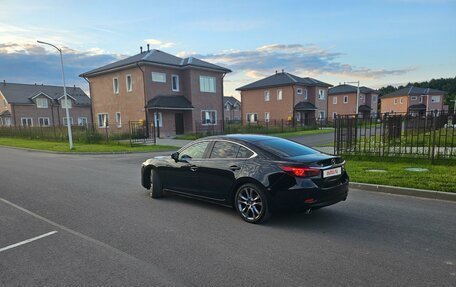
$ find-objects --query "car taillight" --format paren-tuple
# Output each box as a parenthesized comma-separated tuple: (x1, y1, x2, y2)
(279, 166, 320, 178)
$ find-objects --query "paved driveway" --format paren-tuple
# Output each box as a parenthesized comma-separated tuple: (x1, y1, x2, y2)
(0, 147, 455, 286)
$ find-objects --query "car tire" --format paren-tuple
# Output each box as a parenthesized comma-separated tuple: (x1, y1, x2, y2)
(235, 183, 271, 224)
(150, 169, 163, 199)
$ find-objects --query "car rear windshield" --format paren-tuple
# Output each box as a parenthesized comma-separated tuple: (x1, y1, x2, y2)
(256, 139, 318, 158)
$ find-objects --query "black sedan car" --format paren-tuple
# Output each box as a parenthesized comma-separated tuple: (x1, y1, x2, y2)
(141, 134, 348, 223)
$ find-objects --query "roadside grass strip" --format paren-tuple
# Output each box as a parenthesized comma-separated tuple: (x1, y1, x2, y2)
(345, 157, 456, 193)
(0, 137, 178, 153)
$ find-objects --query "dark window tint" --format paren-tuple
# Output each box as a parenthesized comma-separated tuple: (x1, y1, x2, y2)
(179, 141, 209, 160)
(237, 146, 254, 158)
(257, 139, 318, 157)
(210, 141, 240, 158)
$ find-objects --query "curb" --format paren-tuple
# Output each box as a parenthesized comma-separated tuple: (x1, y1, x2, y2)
(0, 145, 177, 155)
(350, 182, 456, 202)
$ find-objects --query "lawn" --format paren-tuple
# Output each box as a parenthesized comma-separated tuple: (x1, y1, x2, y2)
(174, 128, 334, 140)
(344, 155, 456, 192)
(0, 137, 178, 153)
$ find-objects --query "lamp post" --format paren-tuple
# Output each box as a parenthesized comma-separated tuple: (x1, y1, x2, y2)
(451, 100, 456, 116)
(344, 81, 360, 115)
(37, 40, 73, 149)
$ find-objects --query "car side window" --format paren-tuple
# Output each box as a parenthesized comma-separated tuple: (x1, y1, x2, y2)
(237, 146, 254, 158)
(179, 141, 209, 160)
(210, 141, 240, 159)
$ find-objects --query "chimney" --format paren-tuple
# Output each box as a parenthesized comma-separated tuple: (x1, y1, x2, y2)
(147, 44, 150, 52)
(2, 80, 5, 86)
(140, 46, 143, 53)
(275, 70, 277, 74)
(282, 69, 284, 73)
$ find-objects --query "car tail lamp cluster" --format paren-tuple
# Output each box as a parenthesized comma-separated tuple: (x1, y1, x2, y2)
(280, 166, 320, 178)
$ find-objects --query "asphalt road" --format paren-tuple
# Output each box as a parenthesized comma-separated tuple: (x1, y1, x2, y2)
(0, 147, 455, 286)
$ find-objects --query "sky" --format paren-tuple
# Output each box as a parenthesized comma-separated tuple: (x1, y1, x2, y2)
(0, 0, 455, 99)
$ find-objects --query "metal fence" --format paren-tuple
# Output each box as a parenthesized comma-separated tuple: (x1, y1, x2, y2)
(195, 119, 329, 135)
(334, 112, 456, 160)
(0, 122, 132, 144)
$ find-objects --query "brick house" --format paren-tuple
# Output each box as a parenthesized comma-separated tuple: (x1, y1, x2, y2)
(328, 84, 379, 120)
(80, 47, 231, 137)
(236, 71, 332, 125)
(380, 86, 447, 115)
(223, 96, 241, 121)
(0, 82, 91, 127)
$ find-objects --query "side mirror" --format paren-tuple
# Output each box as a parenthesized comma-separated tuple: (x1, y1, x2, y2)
(171, 152, 179, 162)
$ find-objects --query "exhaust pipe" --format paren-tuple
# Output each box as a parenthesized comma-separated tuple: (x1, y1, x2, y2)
(305, 209, 312, 215)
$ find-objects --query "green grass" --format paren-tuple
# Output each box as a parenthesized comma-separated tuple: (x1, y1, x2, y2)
(270, 128, 334, 138)
(344, 155, 456, 192)
(0, 137, 178, 153)
(175, 128, 335, 140)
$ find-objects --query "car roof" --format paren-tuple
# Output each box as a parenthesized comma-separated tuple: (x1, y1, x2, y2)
(202, 134, 280, 143)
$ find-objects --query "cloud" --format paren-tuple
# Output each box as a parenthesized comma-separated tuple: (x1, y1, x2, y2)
(144, 38, 175, 49)
(181, 43, 416, 80)
(0, 42, 122, 94)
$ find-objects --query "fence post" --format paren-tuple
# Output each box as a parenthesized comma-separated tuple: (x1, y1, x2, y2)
(281, 119, 284, 133)
(431, 114, 437, 164)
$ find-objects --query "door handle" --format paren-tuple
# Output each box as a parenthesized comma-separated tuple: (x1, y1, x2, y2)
(229, 165, 241, 171)
(190, 165, 198, 172)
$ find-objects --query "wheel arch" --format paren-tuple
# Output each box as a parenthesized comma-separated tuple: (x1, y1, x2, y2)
(229, 177, 268, 208)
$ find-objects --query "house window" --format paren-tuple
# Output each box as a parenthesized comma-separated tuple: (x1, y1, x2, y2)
(400, 98, 403, 104)
(225, 104, 231, 111)
(333, 112, 337, 119)
(116, 112, 121, 128)
(394, 98, 398, 105)
(296, 113, 301, 122)
(303, 89, 308, 100)
(172, 74, 179, 91)
(360, 94, 365, 103)
(63, 117, 73, 126)
(431, 96, 440, 103)
(200, 76, 216, 93)
(98, 113, 109, 128)
(154, 112, 163, 128)
(420, 96, 423, 103)
(411, 96, 417, 101)
(297, 88, 302, 95)
(152, 72, 166, 83)
(319, 111, 325, 119)
(4, 117, 11, 126)
(78, 117, 88, 126)
(234, 104, 240, 110)
(372, 95, 378, 103)
(277, 89, 282, 101)
(21, 117, 33, 126)
(36, 98, 48, 108)
(264, 90, 270, 102)
(113, 77, 119, 94)
(38, 117, 50, 127)
(318, 89, 325, 100)
(61, 98, 72, 109)
(126, 74, 132, 92)
(333, 96, 337, 104)
(265, 112, 270, 122)
(246, 113, 258, 123)
(201, 110, 217, 125)
(343, 95, 348, 103)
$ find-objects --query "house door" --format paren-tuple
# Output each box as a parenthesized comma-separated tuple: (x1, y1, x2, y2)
(175, 113, 184, 135)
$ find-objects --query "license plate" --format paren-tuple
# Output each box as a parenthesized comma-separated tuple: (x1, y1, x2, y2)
(323, 167, 342, 178)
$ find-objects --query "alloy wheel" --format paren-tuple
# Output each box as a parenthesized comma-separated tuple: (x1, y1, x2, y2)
(237, 186, 263, 221)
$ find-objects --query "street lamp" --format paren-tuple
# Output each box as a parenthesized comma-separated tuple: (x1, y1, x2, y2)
(344, 81, 360, 115)
(450, 100, 456, 116)
(37, 40, 73, 149)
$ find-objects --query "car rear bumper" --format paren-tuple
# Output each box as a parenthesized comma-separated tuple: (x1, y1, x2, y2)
(270, 179, 349, 212)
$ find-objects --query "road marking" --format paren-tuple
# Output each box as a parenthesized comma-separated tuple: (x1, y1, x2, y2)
(0, 197, 186, 286)
(0, 231, 57, 253)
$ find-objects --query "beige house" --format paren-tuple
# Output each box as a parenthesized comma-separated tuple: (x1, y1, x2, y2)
(224, 96, 241, 122)
(380, 86, 447, 115)
(0, 82, 91, 127)
(236, 71, 332, 126)
(328, 84, 379, 120)
(80, 47, 231, 137)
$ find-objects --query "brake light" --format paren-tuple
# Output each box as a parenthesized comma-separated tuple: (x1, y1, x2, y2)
(280, 166, 320, 178)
